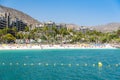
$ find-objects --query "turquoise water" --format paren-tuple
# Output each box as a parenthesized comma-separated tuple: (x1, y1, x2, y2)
(0, 49, 120, 80)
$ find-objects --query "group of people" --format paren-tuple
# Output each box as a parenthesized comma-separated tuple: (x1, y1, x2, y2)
(0, 43, 116, 50)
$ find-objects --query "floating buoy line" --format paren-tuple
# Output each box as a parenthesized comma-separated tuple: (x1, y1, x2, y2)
(0, 62, 119, 68)
(98, 62, 102, 68)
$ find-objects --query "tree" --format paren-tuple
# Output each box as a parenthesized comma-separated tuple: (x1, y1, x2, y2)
(25, 26, 30, 32)
(2, 27, 8, 35)
(42, 26, 51, 44)
(3, 34, 16, 43)
(117, 29, 120, 38)
(58, 27, 68, 45)
(0, 30, 3, 43)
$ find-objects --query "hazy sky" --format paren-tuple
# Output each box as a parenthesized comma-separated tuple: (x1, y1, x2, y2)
(0, 0, 120, 26)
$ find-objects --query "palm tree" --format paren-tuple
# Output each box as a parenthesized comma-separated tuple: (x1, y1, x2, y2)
(2, 27, 8, 35)
(0, 30, 3, 43)
(12, 27, 17, 40)
(65, 29, 74, 43)
(16, 32, 24, 43)
(3, 33, 16, 43)
(25, 26, 30, 32)
(51, 26, 58, 44)
(42, 26, 50, 44)
(117, 29, 120, 38)
(58, 27, 68, 45)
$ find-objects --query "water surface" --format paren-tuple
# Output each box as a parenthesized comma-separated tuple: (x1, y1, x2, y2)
(0, 49, 120, 80)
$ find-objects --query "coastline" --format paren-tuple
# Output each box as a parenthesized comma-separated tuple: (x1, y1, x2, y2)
(0, 44, 118, 50)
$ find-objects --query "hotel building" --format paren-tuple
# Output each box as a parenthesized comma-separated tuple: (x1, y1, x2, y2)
(0, 12, 27, 31)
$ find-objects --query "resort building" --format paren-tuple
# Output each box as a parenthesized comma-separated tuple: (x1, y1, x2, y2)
(79, 26, 89, 33)
(0, 12, 27, 31)
(0, 13, 12, 29)
(0, 17, 7, 29)
(11, 18, 27, 31)
(56, 24, 66, 29)
(43, 21, 66, 29)
(44, 21, 56, 27)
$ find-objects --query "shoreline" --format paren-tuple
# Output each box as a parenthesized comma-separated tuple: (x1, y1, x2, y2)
(0, 44, 118, 50)
(0, 48, 118, 50)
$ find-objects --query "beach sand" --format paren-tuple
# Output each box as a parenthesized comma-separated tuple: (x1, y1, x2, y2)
(0, 44, 117, 50)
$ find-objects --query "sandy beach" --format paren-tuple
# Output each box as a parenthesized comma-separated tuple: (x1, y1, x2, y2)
(0, 44, 117, 50)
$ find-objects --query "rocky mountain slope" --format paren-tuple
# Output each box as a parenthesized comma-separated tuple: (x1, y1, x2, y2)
(0, 5, 120, 32)
(0, 5, 40, 25)
(92, 23, 120, 32)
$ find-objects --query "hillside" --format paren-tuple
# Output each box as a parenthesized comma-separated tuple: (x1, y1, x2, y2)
(0, 5, 120, 32)
(92, 23, 120, 32)
(0, 5, 40, 25)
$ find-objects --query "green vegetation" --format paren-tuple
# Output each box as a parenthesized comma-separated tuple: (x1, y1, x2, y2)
(0, 26, 120, 44)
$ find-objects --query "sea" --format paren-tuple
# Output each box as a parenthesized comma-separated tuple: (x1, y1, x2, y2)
(0, 49, 120, 80)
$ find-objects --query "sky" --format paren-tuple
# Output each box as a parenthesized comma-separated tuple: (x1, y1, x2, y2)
(0, 0, 120, 26)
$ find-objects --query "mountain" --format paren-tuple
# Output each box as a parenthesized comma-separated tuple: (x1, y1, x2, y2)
(92, 23, 120, 32)
(62, 23, 120, 32)
(65, 24, 80, 30)
(0, 5, 40, 25)
(0, 5, 120, 32)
